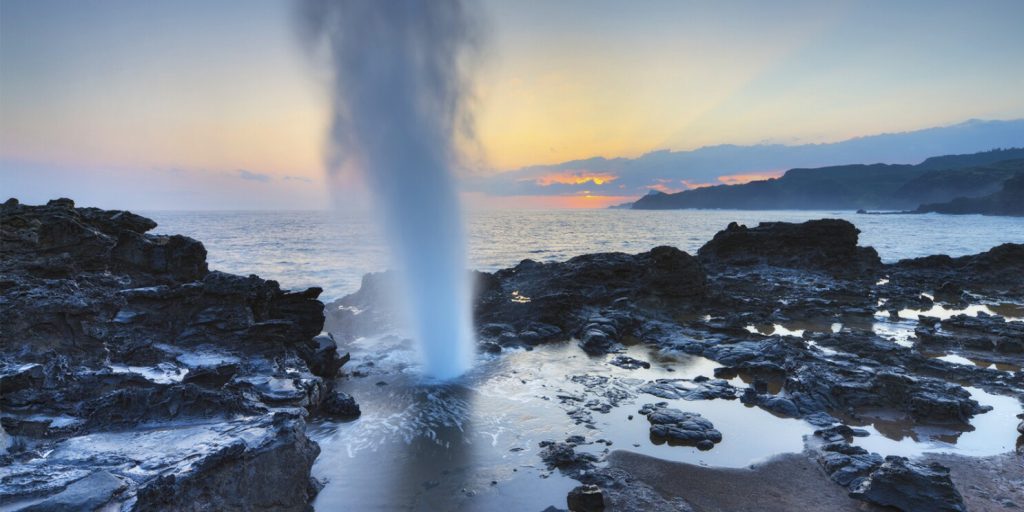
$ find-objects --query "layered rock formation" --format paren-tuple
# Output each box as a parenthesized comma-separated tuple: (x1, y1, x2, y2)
(0, 199, 348, 511)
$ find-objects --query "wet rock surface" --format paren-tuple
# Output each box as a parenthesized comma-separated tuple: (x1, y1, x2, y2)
(639, 404, 722, 449)
(536, 436, 695, 512)
(0, 199, 350, 510)
(12, 199, 1017, 511)
(321, 390, 361, 419)
(327, 216, 1024, 511)
(849, 456, 966, 512)
(566, 484, 605, 512)
(892, 242, 1024, 297)
(697, 219, 881, 277)
(441, 246, 705, 353)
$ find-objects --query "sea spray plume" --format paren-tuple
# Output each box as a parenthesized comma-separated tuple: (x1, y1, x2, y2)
(296, 0, 479, 380)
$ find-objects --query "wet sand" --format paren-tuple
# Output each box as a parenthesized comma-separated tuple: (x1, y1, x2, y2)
(925, 452, 1024, 512)
(607, 450, 877, 512)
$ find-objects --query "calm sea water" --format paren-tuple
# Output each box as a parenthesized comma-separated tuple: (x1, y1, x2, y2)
(146, 209, 1024, 302)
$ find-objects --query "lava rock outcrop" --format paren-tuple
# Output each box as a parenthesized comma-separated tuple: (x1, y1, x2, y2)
(0, 199, 349, 510)
(697, 219, 881, 277)
(325, 215, 1023, 511)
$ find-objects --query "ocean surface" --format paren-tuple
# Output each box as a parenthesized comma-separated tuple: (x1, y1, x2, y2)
(147, 209, 1024, 302)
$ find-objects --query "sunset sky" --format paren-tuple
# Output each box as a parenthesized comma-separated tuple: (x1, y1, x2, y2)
(2, 0, 1024, 209)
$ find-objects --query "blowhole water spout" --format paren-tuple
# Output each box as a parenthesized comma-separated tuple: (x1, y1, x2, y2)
(297, 0, 479, 379)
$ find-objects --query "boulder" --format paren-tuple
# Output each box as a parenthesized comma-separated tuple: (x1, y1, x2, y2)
(640, 404, 722, 448)
(849, 456, 966, 512)
(322, 391, 361, 419)
(567, 484, 606, 512)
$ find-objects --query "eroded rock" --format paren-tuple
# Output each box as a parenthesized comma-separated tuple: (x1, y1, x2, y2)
(567, 484, 606, 512)
(849, 456, 966, 512)
(640, 404, 722, 449)
(0, 200, 348, 510)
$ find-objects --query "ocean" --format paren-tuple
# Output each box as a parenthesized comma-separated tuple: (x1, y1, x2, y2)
(147, 209, 1024, 302)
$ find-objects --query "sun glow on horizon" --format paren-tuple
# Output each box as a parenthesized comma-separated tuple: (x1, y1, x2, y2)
(531, 171, 618, 187)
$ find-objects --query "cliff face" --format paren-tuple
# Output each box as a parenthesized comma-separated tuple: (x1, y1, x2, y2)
(631, 149, 1024, 211)
(0, 199, 347, 510)
(915, 173, 1024, 216)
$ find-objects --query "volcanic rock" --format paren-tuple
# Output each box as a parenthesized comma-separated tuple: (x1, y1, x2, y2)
(322, 390, 361, 419)
(539, 441, 600, 470)
(697, 219, 881, 277)
(567, 484, 606, 512)
(608, 355, 651, 370)
(639, 404, 722, 448)
(18, 471, 126, 512)
(473, 246, 707, 350)
(0, 199, 344, 510)
(893, 242, 1024, 296)
(849, 456, 966, 512)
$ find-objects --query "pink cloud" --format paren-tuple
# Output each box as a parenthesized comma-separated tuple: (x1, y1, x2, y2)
(716, 170, 784, 185)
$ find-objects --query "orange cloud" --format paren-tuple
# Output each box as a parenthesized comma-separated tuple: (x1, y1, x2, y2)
(531, 171, 618, 187)
(466, 194, 637, 209)
(716, 170, 784, 185)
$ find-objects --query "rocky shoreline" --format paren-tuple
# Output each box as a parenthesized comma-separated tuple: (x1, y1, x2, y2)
(0, 199, 353, 511)
(3, 199, 1022, 511)
(330, 218, 1024, 510)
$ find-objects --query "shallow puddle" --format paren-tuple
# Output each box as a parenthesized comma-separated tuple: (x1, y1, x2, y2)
(596, 394, 813, 468)
(896, 303, 1016, 321)
(922, 352, 1022, 373)
(869, 299, 1024, 356)
(745, 323, 807, 337)
(849, 387, 1023, 458)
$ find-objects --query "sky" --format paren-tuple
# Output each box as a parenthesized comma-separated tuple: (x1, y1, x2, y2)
(2, 0, 1024, 210)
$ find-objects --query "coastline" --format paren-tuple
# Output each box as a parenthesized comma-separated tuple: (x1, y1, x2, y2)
(2, 198, 1022, 511)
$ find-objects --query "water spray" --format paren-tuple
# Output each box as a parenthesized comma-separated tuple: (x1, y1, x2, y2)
(297, 0, 478, 379)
